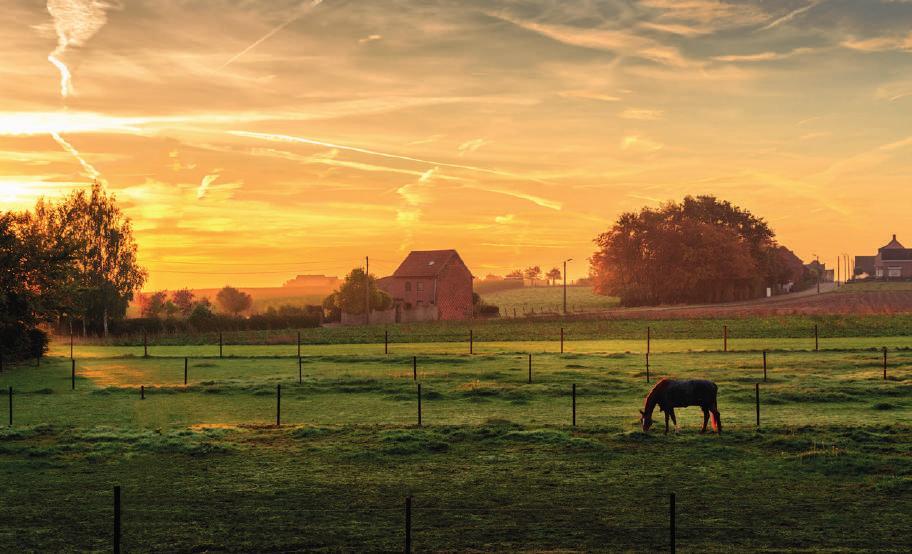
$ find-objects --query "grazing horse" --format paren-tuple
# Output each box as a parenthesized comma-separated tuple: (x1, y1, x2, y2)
(639, 378, 721, 434)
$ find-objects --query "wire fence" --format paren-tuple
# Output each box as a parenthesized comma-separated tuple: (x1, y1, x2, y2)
(33, 488, 908, 552)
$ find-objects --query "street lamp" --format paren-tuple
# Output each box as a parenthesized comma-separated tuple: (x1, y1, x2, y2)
(563, 258, 573, 315)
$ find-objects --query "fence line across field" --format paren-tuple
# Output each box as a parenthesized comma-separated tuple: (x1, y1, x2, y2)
(93, 487, 901, 553)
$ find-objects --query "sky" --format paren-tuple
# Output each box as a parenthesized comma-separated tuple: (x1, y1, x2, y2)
(1, 0, 911, 290)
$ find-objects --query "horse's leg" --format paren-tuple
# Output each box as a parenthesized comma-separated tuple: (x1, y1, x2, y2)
(713, 409, 722, 434)
(664, 411, 669, 434)
(701, 408, 709, 433)
(669, 408, 677, 433)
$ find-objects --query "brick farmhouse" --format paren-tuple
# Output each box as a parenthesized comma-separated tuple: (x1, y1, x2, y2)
(377, 250, 474, 321)
(855, 235, 912, 279)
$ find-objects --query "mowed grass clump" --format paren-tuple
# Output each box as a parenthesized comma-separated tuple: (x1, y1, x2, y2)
(1, 342, 910, 552)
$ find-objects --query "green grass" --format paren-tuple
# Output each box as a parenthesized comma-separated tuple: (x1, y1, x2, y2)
(2, 343, 911, 551)
(65, 312, 912, 347)
(479, 285, 620, 315)
(840, 281, 912, 292)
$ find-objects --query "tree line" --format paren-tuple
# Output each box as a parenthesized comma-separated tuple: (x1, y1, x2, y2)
(590, 196, 812, 306)
(1, 183, 146, 359)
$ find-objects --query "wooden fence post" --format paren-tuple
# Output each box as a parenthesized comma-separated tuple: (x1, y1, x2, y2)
(669, 492, 676, 554)
(723, 325, 728, 352)
(143, 333, 148, 358)
(140, 385, 144, 400)
(298, 357, 303, 384)
(646, 353, 650, 383)
(572, 384, 577, 427)
(647, 326, 651, 355)
(70, 332, 74, 360)
(417, 384, 422, 427)
(276, 384, 281, 426)
(763, 351, 767, 382)
(405, 496, 412, 553)
(883, 347, 888, 380)
(385, 330, 389, 355)
(755, 383, 760, 428)
(469, 329, 473, 355)
(412, 356, 417, 381)
(528, 354, 532, 384)
(72, 359, 76, 390)
(114, 486, 121, 554)
(814, 324, 819, 351)
(7, 387, 11, 427)
(297, 331, 301, 358)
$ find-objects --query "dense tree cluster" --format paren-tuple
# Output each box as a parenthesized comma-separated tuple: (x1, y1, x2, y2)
(590, 196, 808, 306)
(323, 268, 392, 320)
(1, 183, 147, 359)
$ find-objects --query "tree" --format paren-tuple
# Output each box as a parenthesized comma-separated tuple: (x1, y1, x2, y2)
(216, 286, 253, 316)
(0, 211, 74, 359)
(39, 183, 147, 335)
(524, 266, 542, 285)
(324, 268, 392, 317)
(142, 291, 168, 318)
(171, 288, 196, 317)
(591, 196, 799, 306)
(505, 269, 523, 280)
(546, 267, 562, 286)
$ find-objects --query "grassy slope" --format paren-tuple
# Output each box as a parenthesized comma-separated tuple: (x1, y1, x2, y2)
(2, 347, 911, 551)
(479, 285, 619, 314)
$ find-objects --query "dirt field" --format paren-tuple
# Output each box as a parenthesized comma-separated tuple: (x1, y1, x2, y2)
(586, 283, 912, 319)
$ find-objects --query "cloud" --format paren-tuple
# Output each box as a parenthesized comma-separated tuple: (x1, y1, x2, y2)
(359, 34, 382, 44)
(841, 33, 912, 52)
(220, 0, 323, 69)
(50, 131, 101, 180)
(621, 135, 664, 153)
(196, 173, 220, 199)
(759, 0, 824, 32)
(494, 214, 515, 224)
(46, 0, 113, 97)
(457, 138, 489, 157)
(558, 90, 622, 102)
(619, 108, 663, 120)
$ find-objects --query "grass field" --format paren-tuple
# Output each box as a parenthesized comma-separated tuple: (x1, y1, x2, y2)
(2, 339, 911, 552)
(479, 284, 619, 315)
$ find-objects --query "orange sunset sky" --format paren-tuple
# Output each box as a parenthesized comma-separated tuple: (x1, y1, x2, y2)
(2, 0, 911, 290)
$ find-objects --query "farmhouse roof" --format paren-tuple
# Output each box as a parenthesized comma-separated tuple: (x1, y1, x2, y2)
(392, 250, 462, 278)
(880, 234, 905, 250)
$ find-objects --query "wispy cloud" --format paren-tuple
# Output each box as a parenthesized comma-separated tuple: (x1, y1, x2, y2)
(457, 138, 488, 157)
(220, 0, 323, 69)
(50, 131, 101, 180)
(619, 108, 663, 121)
(46, 0, 112, 97)
(196, 173, 220, 199)
(759, 0, 823, 31)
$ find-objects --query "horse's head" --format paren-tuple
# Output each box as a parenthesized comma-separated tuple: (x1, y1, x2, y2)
(639, 409, 653, 432)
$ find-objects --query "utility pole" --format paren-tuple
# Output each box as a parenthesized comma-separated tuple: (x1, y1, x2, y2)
(365, 256, 370, 326)
(814, 253, 820, 294)
(562, 258, 573, 315)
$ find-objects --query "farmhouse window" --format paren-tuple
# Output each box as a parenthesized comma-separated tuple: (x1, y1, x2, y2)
(405, 281, 412, 292)
(417, 282, 424, 292)
(876, 268, 884, 278)
(888, 267, 902, 278)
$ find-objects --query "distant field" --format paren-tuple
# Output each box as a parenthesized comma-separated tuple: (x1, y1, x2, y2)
(840, 281, 912, 292)
(480, 285, 619, 315)
(1, 346, 910, 551)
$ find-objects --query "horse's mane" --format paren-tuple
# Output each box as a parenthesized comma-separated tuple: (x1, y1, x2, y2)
(643, 378, 673, 411)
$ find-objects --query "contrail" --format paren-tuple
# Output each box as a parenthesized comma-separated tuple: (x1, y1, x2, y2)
(220, 0, 322, 69)
(46, 0, 111, 97)
(760, 0, 823, 31)
(51, 131, 101, 180)
(229, 130, 552, 185)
